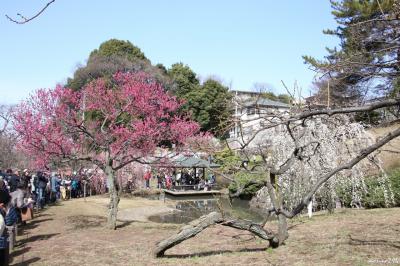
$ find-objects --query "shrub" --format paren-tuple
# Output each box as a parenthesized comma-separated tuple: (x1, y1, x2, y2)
(228, 172, 265, 200)
(361, 168, 400, 208)
(335, 182, 353, 208)
(362, 176, 387, 208)
(388, 168, 400, 206)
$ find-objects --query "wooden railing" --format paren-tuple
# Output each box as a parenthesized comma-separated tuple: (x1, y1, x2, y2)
(170, 184, 218, 191)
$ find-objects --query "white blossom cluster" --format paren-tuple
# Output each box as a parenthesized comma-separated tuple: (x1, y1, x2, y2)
(247, 115, 394, 211)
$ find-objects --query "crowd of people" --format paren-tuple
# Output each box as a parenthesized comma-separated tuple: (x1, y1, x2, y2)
(0, 167, 216, 263)
(146, 169, 216, 190)
(0, 169, 89, 209)
(0, 168, 90, 265)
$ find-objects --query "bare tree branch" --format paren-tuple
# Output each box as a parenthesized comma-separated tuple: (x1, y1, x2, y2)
(5, 0, 55, 24)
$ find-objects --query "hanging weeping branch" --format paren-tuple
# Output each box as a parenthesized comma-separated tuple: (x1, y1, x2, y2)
(5, 0, 56, 24)
(155, 95, 400, 257)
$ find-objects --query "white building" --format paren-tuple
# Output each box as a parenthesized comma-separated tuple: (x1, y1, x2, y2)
(228, 90, 291, 148)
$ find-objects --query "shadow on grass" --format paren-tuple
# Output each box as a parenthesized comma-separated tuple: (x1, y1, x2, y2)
(11, 247, 31, 257)
(18, 223, 38, 234)
(10, 256, 41, 266)
(163, 247, 269, 258)
(17, 233, 60, 246)
(27, 218, 53, 227)
(47, 201, 63, 207)
(18, 218, 54, 234)
(288, 220, 307, 231)
(31, 213, 50, 218)
(66, 215, 106, 230)
(116, 220, 134, 229)
(348, 235, 400, 249)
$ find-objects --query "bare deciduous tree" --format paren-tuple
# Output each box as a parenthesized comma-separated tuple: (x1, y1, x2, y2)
(0, 105, 28, 169)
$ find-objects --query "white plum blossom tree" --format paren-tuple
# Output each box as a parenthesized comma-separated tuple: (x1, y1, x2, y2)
(155, 98, 400, 256)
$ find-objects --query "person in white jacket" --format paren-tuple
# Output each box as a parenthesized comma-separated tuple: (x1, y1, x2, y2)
(30, 174, 36, 196)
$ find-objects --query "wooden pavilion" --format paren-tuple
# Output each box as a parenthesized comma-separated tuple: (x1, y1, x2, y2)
(163, 155, 221, 196)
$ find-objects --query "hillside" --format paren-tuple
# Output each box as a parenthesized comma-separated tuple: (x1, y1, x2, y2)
(369, 123, 400, 170)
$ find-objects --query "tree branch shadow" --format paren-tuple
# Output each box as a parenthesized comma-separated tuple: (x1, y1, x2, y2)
(17, 233, 60, 246)
(10, 256, 41, 266)
(348, 234, 400, 249)
(288, 220, 307, 231)
(163, 246, 269, 258)
(18, 218, 54, 235)
(26, 218, 53, 227)
(116, 220, 135, 229)
(11, 247, 31, 257)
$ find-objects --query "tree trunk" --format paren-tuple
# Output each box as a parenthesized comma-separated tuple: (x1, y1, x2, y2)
(277, 214, 288, 245)
(154, 211, 279, 257)
(105, 165, 119, 230)
(83, 181, 86, 202)
(267, 172, 288, 246)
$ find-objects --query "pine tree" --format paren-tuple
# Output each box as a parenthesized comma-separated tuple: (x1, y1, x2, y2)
(304, 0, 400, 103)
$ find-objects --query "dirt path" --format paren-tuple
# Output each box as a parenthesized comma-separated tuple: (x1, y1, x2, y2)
(9, 196, 400, 266)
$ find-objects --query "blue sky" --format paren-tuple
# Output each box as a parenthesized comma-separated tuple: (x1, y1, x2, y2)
(0, 0, 339, 104)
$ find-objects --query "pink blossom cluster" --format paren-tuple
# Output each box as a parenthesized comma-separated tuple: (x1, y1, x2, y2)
(13, 72, 200, 171)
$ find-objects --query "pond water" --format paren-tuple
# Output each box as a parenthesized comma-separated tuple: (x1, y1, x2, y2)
(148, 194, 265, 224)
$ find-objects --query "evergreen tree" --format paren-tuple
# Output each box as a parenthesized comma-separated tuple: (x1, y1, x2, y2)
(167, 64, 233, 136)
(184, 79, 233, 137)
(89, 39, 147, 62)
(304, 0, 400, 103)
(67, 39, 168, 91)
(167, 63, 200, 98)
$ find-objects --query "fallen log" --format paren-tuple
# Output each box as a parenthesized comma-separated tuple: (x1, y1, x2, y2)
(154, 211, 279, 257)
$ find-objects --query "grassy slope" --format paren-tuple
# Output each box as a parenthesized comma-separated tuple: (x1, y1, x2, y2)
(10, 196, 400, 266)
(369, 123, 400, 170)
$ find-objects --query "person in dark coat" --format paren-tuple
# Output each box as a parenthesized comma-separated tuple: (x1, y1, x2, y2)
(36, 171, 48, 209)
(0, 189, 12, 265)
(5, 170, 19, 193)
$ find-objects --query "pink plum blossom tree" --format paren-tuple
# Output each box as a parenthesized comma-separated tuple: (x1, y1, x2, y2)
(13, 72, 199, 229)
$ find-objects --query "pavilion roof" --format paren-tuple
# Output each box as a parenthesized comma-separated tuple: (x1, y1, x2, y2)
(171, 155, 220, 168)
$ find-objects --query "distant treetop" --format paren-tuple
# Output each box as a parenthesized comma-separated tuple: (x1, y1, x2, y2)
(89, 39, 148, 62)
(67, 39, 163, 91)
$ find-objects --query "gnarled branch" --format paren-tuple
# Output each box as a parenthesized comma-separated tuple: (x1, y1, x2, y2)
(154, 211, 278, 257)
